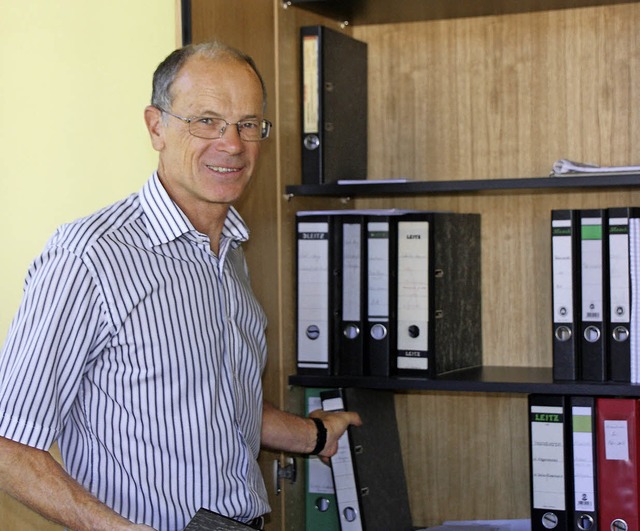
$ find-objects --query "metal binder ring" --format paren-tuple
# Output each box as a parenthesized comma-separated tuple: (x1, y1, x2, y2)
(303, 134, 320, 150)
(554, 325, 572, 342)
(583, 325, 600, 343)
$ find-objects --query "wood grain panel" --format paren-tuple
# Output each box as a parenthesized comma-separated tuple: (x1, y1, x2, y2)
(395, 392, 530, 525)
(355, 4, 640, 181)
(289, 0, 637, 25)
(188, 1, 286, 527)
(334, 6, 640, 526)
(349, 4, 640, 368)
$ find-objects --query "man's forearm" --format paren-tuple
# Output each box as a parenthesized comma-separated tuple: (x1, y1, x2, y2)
(261, 400, 318, 454)
(0, 436, 151, 531)
(261, 400, 362, 458)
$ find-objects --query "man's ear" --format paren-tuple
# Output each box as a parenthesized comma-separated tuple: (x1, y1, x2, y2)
(144, 105, 165, 151)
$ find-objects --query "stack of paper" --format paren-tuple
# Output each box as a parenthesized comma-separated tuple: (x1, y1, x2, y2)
(550, 159, 640, 176)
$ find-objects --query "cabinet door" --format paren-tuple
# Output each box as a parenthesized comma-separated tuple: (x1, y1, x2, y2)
(187, 1, 287, 528)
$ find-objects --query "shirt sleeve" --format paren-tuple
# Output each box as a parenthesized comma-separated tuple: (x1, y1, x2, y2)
(0, 244, 111, 450)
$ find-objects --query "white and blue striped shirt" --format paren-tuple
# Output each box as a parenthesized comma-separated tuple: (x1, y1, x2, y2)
(0, 173, 270, 530)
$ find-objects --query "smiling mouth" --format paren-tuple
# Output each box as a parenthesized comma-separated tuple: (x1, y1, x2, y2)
(206, 165, 240, 174)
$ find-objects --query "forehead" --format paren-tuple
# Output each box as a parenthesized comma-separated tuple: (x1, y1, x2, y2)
(171, 55, 263, 116)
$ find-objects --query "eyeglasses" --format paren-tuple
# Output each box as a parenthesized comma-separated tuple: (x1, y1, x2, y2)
(156, 106, 272, 142)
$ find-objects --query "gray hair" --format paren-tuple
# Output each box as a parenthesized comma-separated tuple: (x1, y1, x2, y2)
(151, 41, 267, 114)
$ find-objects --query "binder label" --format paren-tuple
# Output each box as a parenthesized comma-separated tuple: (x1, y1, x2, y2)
(367, 222, 390, 321)
(530, 405, 566, 511)
(581, 218, 604, 322)
(572, 406, 596, 512)
(609, 216, 630, 323)
(552, 218, 574, 323)
(297, 222, 330, 369)
(302, 35, 319, 134)
(397, 221, 429, 370)
(604, 419, 630, 460)
(342, 223, 362, 322)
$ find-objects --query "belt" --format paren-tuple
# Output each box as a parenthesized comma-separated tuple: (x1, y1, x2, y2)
(246, 515, 265, 530)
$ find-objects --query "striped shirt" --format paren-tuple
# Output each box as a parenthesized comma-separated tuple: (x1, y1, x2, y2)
(0, 173, 270, 530)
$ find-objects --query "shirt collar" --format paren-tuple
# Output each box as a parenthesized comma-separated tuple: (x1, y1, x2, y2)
(140, 172, 250, 248)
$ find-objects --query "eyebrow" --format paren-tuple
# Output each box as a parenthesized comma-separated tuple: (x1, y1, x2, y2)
(195, 109, 262, 121)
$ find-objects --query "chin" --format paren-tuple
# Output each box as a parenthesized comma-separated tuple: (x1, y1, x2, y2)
(206, 187, 245, 205)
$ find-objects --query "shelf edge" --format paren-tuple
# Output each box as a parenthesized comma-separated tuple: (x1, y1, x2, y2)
(285, 174, 640, 198)
(288, 366, 640, 396)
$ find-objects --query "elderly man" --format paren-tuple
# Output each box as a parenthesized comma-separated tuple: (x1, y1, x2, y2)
(0, 41, 360, 530)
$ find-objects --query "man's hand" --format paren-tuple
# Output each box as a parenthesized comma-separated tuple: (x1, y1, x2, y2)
(308, 408, 362, 460)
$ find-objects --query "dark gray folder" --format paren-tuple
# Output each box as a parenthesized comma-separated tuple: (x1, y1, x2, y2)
(321, 388, 413, 531)
(300, 25, 367, 184)
(395, 212, 482, 378)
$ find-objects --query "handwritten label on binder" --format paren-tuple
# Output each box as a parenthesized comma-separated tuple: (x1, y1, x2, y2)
(367, 221, 390, 319)
(396, 220, 429, 370)
(604, 419, 630, 461)
(302, 35, 319, 134)
(552, 218, 574, 323)
(342, 222, 362, 322)
(297, 221, 330, 369)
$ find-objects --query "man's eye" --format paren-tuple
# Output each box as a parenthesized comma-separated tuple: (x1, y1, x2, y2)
(239, 121, 259, 130)
(198, 117, 215, 126)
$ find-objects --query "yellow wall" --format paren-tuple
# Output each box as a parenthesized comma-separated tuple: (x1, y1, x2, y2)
(0, 1, 177, 338)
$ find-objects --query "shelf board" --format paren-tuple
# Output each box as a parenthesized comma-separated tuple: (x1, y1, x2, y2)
(285, 173, 640, 198)
(287, 0, 636, 25)
(289, 366, 640, 396)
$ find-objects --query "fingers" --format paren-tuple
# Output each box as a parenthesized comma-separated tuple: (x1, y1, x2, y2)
(347, 411, 363, 427)
(309, 408, 361, 427)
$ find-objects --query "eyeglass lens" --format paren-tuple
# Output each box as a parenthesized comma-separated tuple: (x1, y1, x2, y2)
(189, 118, 270, 141)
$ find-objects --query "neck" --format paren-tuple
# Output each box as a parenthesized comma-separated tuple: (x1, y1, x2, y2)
(155, 172, 230, 254)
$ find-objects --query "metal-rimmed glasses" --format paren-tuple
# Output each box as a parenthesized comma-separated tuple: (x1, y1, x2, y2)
(156, 106, 272, 142)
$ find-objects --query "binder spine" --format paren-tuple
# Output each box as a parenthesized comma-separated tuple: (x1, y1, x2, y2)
(596, 397, 640, 530)
(570, 396, 598, 531)
(338, 388, 413, 531)
(551, 210, 581, 381)
(529, 394, 572, 531)
(631, 216, 640, 384)
(608, 207, 634, 383)
(301, 27, 323, 185)
(365, 216, 397, 376)
(337, 216, 366, 376)
(579, 209, 609, 381)
(296, 214, 336, 375)
(320, 389, 364, 531)
(300, 26, 367, 185)
(305, 388, 340, 531)
(395, 216, 431, 375)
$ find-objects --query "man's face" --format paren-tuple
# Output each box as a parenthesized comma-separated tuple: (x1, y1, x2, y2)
(147, 55, 264, 212)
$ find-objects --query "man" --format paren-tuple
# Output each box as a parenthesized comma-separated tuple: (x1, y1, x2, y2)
(0, 42, 360, 530)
